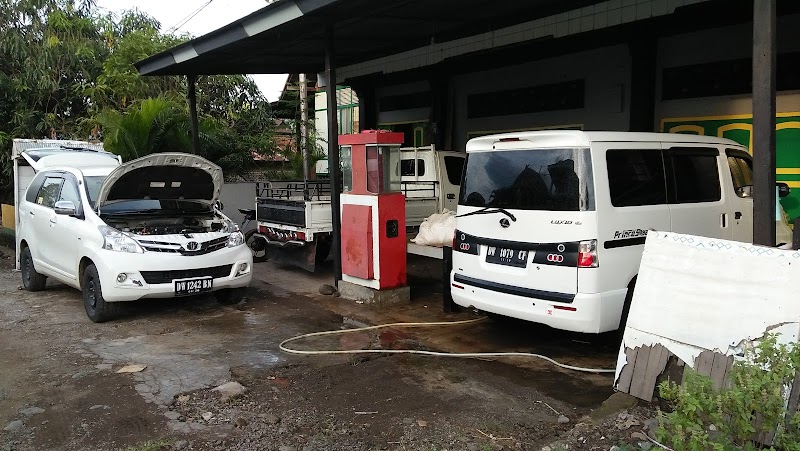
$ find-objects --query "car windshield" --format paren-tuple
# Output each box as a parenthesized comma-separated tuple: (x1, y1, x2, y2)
(100, 199, 212, 215)
(459, 148, 595, 211)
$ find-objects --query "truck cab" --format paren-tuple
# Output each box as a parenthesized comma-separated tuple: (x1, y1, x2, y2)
(397, 146, 465, 227)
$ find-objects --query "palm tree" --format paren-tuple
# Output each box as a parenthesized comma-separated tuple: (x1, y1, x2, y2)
(97, 97, 189, 160)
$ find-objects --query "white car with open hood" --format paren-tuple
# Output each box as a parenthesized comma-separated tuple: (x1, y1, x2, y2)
(17, 152, 253, 322)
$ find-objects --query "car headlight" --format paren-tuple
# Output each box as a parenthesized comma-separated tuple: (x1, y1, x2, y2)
(220, 218, 240, 234)
(99, 226, 144, 253)
(227, 231, 244, 248)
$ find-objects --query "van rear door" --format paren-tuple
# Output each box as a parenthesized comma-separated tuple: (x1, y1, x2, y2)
(453, 147, 594, 298)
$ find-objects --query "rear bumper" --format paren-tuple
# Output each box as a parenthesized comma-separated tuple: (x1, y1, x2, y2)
(450, 273, 626, 333)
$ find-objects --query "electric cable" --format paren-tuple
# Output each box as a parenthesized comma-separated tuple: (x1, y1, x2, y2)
(165, 0, 214, 34)
(279, 317, 617, 374)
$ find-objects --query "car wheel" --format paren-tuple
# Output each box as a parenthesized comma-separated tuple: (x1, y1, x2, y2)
(214, 287, 246, 305)
(245, 229, 267, 262)
(20, 246, 47, 291)
(82, 263, 120, 323)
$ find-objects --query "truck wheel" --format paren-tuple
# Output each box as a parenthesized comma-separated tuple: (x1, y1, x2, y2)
(215, 287, 246, 305)
(315, 237, 331, 265)
(20, 246, 47, 291)
(245, 229, 267, 262)
(82, 263, 120, 323)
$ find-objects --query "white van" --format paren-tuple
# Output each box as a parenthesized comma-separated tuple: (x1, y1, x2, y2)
(450, 131, 791, 334)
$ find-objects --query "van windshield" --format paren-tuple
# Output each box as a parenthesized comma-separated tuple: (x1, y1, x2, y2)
(459, 148, 594, 211)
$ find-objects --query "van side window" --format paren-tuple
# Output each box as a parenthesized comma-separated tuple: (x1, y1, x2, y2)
(727, 155, 753, 197)
(669, 149, 721, 203)
(400, 159, 425, 176)
(606, 150, 667, 207)
(36, 177, 63, 208)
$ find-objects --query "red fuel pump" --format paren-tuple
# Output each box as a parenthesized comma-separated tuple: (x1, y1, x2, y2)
(337, 130, 409, 303)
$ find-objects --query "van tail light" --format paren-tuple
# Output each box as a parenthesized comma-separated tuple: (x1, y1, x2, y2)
(578, 239, 598, 268)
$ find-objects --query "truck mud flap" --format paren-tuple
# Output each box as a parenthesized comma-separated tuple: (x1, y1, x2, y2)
(265, 237, 331, 273)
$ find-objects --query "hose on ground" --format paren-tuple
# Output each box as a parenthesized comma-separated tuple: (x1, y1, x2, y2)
(279, 317, 616, 374)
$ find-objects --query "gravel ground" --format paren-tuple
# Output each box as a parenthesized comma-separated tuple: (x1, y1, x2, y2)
(0, 245, 661, 451)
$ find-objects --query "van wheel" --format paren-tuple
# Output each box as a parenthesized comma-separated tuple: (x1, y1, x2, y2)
(618, 279, 637, 335)
(21, 247, 47, 291)
(215, 288, 246, 305)
(82, 263, 120, 323)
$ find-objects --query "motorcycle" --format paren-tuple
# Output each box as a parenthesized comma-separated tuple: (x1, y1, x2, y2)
(238, 208, 267, 262)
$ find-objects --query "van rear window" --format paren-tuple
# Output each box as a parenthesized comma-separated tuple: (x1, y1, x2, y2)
(459, 148, 594, 211)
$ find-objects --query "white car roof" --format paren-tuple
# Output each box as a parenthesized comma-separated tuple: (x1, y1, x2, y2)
(465, 130, 744, 152)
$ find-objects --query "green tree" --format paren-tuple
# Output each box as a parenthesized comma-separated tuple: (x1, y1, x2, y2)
(87, 9, 187, 114)
(0, 1, 279, 203)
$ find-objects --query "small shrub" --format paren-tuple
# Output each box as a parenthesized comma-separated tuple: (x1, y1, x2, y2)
(657, 334, 800, 450)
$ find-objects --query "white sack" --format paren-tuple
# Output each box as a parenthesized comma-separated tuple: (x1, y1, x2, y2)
(411, 209, 456, 247)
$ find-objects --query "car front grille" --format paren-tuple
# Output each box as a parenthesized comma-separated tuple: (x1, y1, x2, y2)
(181, 236, 229, 256)
(138, 236, 229, 255)
(140, 265, 233, 285)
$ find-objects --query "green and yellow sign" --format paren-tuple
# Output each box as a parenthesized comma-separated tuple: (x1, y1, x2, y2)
(661, 113, 800, 218)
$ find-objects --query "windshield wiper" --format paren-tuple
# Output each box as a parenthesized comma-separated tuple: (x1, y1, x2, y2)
(457, 207, 517, 222)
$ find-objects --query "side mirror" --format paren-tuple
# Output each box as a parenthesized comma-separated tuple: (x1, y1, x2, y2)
(736, 185, 754, 198)
(54, 200, 77, 216)
(777, 182, 790, 198)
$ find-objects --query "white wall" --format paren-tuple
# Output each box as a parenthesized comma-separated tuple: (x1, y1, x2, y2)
(220, 182, 257, 232)
(452, 44, 631, 150)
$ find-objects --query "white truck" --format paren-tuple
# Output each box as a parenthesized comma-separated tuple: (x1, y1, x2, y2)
(254, 146, 465, 271)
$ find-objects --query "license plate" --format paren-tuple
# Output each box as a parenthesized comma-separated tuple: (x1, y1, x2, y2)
(174, 277, 213, 296)
(485, 247, 529, 267)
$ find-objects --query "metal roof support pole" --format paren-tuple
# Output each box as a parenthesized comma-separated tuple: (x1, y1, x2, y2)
(300, 73, 310, 181)
(188, 74, 200, 155)
(752, 0, 776, 246)
(325, 24, 342, 284)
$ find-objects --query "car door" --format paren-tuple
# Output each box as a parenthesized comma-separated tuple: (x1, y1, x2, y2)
(664, 145, 731, 240)
(440, 154, 465, 212)
(28, 174, 64, 272)
(46, 173, 84, 279)
(726, 150, 755, 243)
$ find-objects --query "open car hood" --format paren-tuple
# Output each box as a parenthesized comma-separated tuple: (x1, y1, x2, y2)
(95, 153, 223, 208)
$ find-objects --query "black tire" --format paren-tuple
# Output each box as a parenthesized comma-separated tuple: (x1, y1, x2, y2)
(82, 263, 120, 323)
(215, 287, 246, 305)
(315, 237, 332, 265)
(20, 246, 47, 291)
(618, 278, 637, 335)
(244, 229, 267, 262)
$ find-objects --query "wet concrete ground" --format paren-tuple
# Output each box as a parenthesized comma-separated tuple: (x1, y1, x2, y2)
(0, 249, 622, 450)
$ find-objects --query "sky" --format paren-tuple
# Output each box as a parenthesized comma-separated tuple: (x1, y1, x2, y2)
(94, 0, 289, 102)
